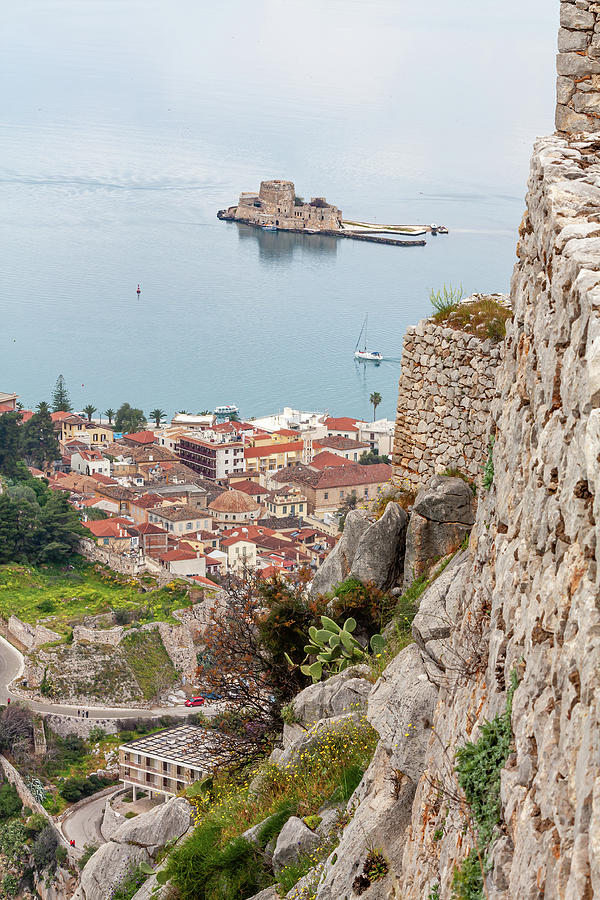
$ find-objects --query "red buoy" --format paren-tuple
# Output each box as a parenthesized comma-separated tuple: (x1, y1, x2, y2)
(136, 284, 141, 296)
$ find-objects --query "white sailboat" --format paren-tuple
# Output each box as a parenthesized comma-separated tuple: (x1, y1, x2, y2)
(354, 315, 383, 361)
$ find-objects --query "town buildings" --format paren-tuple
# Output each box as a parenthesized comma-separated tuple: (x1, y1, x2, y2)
(28, 402, 393, 583)
(176, 435, 244, 481)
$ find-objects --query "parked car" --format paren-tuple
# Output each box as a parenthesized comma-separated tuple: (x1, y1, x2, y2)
(185, 697, 205, 707)
(199, 691, 222, 702)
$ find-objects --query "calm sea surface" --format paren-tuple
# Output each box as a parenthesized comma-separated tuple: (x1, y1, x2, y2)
(1, 1, 558, 421)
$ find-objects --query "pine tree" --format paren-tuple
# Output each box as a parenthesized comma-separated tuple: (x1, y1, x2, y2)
(0, 412, 23, 478)
(51, 375, 72, 412)
(21, 404, 60, 469)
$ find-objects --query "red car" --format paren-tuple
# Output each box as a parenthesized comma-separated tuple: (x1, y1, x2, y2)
(185, 697, 205, 707)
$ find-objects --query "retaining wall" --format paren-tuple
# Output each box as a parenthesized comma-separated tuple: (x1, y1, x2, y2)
(391, 302, 503, 489)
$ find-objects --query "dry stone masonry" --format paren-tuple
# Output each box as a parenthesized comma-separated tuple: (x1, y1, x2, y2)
(557, 0, 600, 132)
(391, 298, 504, 489)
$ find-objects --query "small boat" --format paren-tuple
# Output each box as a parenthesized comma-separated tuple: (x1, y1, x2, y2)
(354, 315, 383, 362)
(214, 404, 239, 415)
(261, 223, 277, 231)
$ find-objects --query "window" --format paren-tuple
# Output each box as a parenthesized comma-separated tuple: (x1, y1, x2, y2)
(299, 504, 304, 512)
(324, 492, 329, 500)
(353, 453, 358, 461)
(340, 490, 344, 498)
(364, 488, 369, 497)
(283, 506, 287, 514)
(186, 522, 192, 530)
(103, 538, 109, 546)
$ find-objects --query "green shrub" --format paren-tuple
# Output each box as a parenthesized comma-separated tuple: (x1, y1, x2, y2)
(158, 823, 271, 900)
(430, 283, 463, 315)
(2, 873, 19, 898)
(32, 825, 58, 871)
(111, 863, 153, 900)
(452, 848, 483, 900)
(277, 854, 316, 895)
(0, 782, 23, 820)
(88, 725, 106, 742)
(56, 844, 68, 865)
(256, 803, 296, 847)
(124, 811, 137, 819)
(78, 843, 98, 870)
(302, 814, 322, 831)
(25, 812, 48, 836)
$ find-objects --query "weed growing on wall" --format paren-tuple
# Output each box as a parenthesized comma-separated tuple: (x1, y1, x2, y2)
(482, 436, 495, 490)
(451, 671, 518, 899)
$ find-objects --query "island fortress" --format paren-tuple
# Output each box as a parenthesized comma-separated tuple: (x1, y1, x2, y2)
(218, 179, 343, 232)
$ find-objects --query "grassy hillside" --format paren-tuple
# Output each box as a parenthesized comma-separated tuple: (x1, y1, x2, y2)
(0, 559, 189, 636)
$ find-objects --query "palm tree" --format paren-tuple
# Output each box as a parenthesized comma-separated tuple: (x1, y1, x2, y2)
(83, 404, 97, 422)
(104, 408, 115, 425)
(37, 401, 50, 415)
(150, 408, 166, 427)
(177, 410, 189, 415)
(369, 392, 382, 421)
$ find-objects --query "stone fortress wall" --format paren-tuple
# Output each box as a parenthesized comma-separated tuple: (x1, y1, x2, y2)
(556, 0, 600, 131)
(391, 294, 505, 489)
(226, 179, 343, 231)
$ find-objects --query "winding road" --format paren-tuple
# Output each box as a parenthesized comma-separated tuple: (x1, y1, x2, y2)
(0, 635, 212, 720)
(57, 786, 123, 851)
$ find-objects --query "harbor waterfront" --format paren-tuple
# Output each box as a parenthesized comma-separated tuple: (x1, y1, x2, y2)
(0, 1, 557, 421)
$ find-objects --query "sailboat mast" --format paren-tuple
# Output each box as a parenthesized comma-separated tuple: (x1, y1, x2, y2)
(364, 314, 368, 350)
(355, 315, 367, 352)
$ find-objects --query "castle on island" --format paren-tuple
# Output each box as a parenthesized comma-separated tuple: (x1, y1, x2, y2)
(218, 179, 343, 233)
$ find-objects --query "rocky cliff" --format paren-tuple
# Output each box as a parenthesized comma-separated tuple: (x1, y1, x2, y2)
(267, 133, 599, 900)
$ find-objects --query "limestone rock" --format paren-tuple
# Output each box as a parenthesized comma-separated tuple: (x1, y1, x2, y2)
(310, 509, 370, 596)
(112, 798, 190, 855)
(367, 643, 438, 783)
(411, 552, 468, 651)
(412, 475, 475, 525)
(350, 501, 408, 590)
(73, 842, 151, 900)
(291, 666, 372, 725)
(403, 512, 469, 586)
(247, 889, 279, 900)
(313, 746, 415, 899)
(272, 816, 320, 872)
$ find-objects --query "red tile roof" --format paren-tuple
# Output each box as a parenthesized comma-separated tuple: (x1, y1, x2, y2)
(316, 436, 370, 451)
(190, 574, 220, 589)
(221, 535, 257, 548)
(89, 473, 115, 485)
(160, 548, 202, 562)
(231, 480, 269, 497)
(51, 411, 74, 422)
(274, 462, 391, 490)
(129, 493, 164, 509)
(314, 462, 391, 489)
(324, 416, 361, 432)
(129, 522, 167, 535)
(123, 430, 157, 444)
(20, 410, 34, 423)
(83, 518, 131, 538)
(244, 440, 303, 459)
(310, 451, 356, 470)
